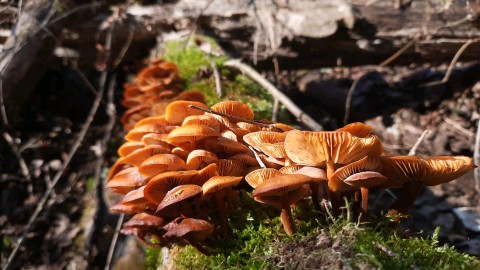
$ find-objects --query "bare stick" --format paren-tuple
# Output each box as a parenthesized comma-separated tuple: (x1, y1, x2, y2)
(104, 213, 125, 270)
(408, 129, 431, 156)
(474, 118, 480, 192)
(249, 146, 266, 168)
(444, 117, 475, 138)
(420, 39, 476, 87)
(224, 59, 323, 131)
(378, 37, 418, 67)
(210, 60, 222, 98)
(2, 11, 114, 270)
(343, 74, 362, 125)
(188, 104, 283, 132)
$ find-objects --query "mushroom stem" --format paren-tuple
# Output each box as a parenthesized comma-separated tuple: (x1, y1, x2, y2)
(280, 198, 296, 236)
(309, 182, 321, 212)
(360, 187, 369, 213)
(390, 181, 424, 214)
(214, 191, 230, 235)
(326, 161, 335, 180)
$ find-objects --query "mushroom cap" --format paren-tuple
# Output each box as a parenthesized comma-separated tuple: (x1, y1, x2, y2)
(245, 168, 282, 188)
(202, 176, 243, 197)
(122, 145, 171, 167)
(182, 114, 221, 132)
(330, 156, 385, 191)
(117, 141, 144, 157)
(163, 218, 214, 242)
(166, 124, 220, 149)
(200, 137, 250, 157)
(343, 171, 388, 189)
(254, 184, 310, 208)
(155, 184, 203, 217)
(165, 100, 208, 125)
(107, 157, 130, 180)
(171, 147, 190, 160)
(210, 101, 254, 121)
(252, 174, 313, 197)
(110, 186, 155, 214)
(125, 123, 177, 142)
(243, 131, 288, 158)
(336, 122, 373, 138)
(144, 170, 199, 205)
(134, 115, 169, 129)
(279, 165, 304, 174)
(124, 213, 166, 229)
(237, 122, 262, 132)
(139, 153, 187, 178)
(285, 130, 383, 166)
(228, 153, 259, 167)
(269, 123, 295, 132)
(292, 166, 327, 181)
(380, 155, 475, 187)
(106, 167, 147, 194)
(215, 159, 247, 176)
(175, 90, 206, 104)
(141, 133, 171, 148)
(192, 163, 219, 185)
(186, 150, 219, 170)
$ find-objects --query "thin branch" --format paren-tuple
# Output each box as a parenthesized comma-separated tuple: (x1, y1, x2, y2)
(224, 59, 324, 131)
(378, 37, 418, 67)
(474, 118, 480, 192)
(408, 129, 431, 156)
(420, 39, 477, 87)
(210, 60, 222, 98)
(183, 0, 215, 49)
(104, 213, 125, 270)
(113, 24, 134, 68)
(249, 146, 266, 168)
(2, 10, 114, 270)
(343, 74, 362, 125)
(444, 117, 475, 138)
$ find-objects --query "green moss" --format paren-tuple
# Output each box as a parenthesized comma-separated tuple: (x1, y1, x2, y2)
(145, 247, 162, 270)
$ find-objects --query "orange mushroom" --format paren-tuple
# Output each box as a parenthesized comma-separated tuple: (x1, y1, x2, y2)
(166, 124, 220, 151)
(155, 184, 203, 218)
(139, 153, 187, 178)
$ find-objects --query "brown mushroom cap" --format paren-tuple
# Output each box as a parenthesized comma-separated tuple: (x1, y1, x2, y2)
(110, 186, 156, 214)
(122, 145, 171, 167)
(245, 168, 282, 188)
(252, 174, 313, 197)
(380, 155, 475, 187)
(175, 90, 206, 104)
(134, 115, 169, 129)
(125, 123, 177, 142)
(336, 122, 373, 138)
(141, 133, 171, 148)
(202, 176, 243, 197)
(139, 153, 187, 178)
(106, 167, 147, 194)
(186, 150, 219, 170)
(117, 141, 144, 157)
(155, 184, 203, 217)
(124, 213, 166, 229)
(200, 137, 250, 157)
(285, 130, 383, 167)
(254, 184, 310, 209)
(166, 124, 220, 150)
(215, 159, 247, 176)
(279, 165, 304, 174)
(243, 131, 288, 158)
(343, 171, 388, 189)
(228, 153, 259, 167)
(165, 100, 208, 125)
(330, 156, 385, 191)
(182, 114, 221, 132)
(210, 101, 254, 121)
(144, 170, 199, 205)
(163, 218, 214, 242)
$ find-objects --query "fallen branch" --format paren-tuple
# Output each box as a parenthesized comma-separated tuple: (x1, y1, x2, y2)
(224, 59, 323, 131)
(408, 129, 431, 156)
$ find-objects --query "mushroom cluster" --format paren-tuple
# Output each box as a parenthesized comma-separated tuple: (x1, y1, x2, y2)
(107, 58, 476, 253)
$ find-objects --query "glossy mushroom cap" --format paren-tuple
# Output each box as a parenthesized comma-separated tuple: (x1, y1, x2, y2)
(155, 184, 203, 217)
(210, 101, 254, 121)
(165, 100, 208, 125)
(243, 131, 288, 158)
(336, 122, 373, 138)
(139, 154, 187, 178)
(202, 176, 243, 197)
(166, 124, 220, 150)
(245, 168, 282, 188)
(144, 170, 199, 205)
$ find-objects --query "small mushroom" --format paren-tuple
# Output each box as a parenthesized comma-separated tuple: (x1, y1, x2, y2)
(200, 137, 251, 157)
(182, 114, 221, 132)
(175, 90, 206, 104)
(336, 122, 373, 138)
(117, 141, 144, 157)
(166, 124, 220, 151)
(155, 184, 203, 218)
(210, 101, 254, 121)
(139, 153, 187, 178)
(165, 100, 208, 125)
(186, 150, 219, 170)
(243, 131, 288, 159)
(106, 167, 147, 194)
(251, 174, 313, 236)
(110, 186, 156, 214)
(125, 123, 177, 142)
(144, 170, 199, 205)
(162, 218, 214, 254)
(122, 145, 171, 167)
(245, 168, 282, 189)
(202, 176, 243, 234)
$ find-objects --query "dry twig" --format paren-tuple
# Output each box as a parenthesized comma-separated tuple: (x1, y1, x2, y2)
(210, 60, 222, 98)
(408, 129, 431, 156)
(224, 59, 324, 131)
